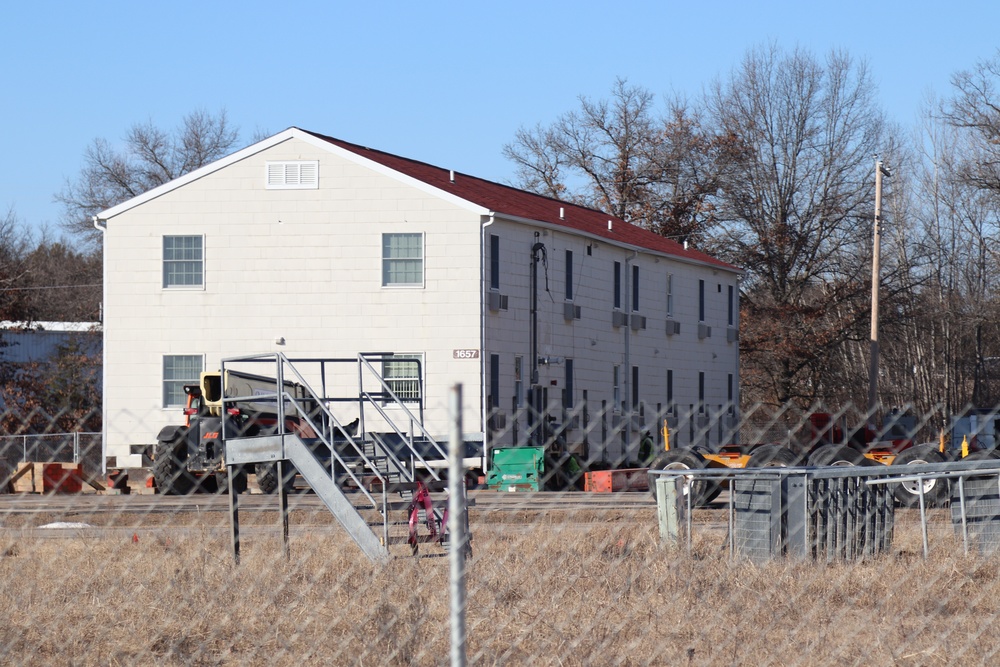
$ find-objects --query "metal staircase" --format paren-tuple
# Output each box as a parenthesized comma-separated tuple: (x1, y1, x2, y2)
(220, 352, 464, 562)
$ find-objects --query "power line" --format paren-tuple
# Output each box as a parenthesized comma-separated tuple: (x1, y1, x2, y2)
(0, 283, 101, 292)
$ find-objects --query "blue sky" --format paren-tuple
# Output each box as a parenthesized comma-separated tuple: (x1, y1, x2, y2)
(2, 0, 997, 240)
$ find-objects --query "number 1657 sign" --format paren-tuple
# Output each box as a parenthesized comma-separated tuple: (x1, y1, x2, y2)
(453, 349, 480, 359)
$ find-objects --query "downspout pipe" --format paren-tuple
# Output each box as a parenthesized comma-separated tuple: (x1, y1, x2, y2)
(623, 249, 638, 458)
(480, 214, 494, 470)
(529, 233, 546, 447)
(93, 216, 108, 474)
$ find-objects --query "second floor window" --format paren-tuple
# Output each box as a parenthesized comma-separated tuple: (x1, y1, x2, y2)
(163, 235, 204, 288)
(382, 233, 424, 287)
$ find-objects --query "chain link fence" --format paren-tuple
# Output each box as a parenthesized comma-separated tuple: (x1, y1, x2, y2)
(2, 402, 1000, 665)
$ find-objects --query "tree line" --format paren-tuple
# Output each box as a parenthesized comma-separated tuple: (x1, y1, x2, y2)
(5, 45, 1000, 423)
(506, 44, 1000, 418)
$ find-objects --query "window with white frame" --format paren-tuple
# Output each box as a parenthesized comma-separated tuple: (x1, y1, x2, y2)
(163, 236, 204, 289)
(265, 161, 319, 189)
(163, 355, 203, 408)
(382, 233, 424, 287)
(382, 353, 422, 401)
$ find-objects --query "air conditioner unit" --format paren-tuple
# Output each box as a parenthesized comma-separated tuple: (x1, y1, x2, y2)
(630, 314, 647, 331)
(488, 410, 506, 431)
(727, 327, 739, 343)
(612, 310, 628, 328)
(698, 323, 712, 339)
(665, 319, 680, 336)
(487, 291, 509, 312)
(563, 302, 582, 320)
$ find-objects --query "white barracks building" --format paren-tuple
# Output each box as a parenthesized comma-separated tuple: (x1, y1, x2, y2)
(96, 128, 741, 469)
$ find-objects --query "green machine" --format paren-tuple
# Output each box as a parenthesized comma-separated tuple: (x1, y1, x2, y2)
(487, 446, 545, 492)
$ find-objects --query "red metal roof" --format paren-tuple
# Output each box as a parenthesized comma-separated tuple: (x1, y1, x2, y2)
(302, 129, 737, 272)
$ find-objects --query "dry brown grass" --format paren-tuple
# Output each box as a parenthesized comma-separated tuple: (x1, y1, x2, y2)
(0, 503, 998, 666)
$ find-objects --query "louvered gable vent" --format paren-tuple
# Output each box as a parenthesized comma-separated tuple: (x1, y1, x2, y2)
(266, 161, 319, 189)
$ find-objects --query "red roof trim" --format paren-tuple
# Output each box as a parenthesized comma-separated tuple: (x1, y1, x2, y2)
(301, 129, 738, 272)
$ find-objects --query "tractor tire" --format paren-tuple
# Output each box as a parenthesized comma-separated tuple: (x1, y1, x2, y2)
(654, 449, 717, 507)
(215, 467, 249, 495)
(745, 444, 802, 468)
(255, 461, 297, 494)
(152, 436, 198, 495)
(808, 445, 866, 468)
(0, 460, 12, 494)
(890, 445, 948, 508)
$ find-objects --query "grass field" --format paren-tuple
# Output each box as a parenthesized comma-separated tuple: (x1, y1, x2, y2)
(0, 501, 997, 666)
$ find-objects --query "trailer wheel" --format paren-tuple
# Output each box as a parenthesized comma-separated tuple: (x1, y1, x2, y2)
(255, 462, 297, 494)
(655, 449, 717, 507)
(152, 437, 197, 495)
(746, 445, 801, 468)
(808, 445, 866, 467)
(891, 445, 948, 507)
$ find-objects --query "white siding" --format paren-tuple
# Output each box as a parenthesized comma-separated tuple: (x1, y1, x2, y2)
(482, 223, 739, 458)
(103, 138, 484, 465)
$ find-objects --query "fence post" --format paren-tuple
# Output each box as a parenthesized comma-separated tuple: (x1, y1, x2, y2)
(448, 384, 467, 667)
(656, 475, 683, 549)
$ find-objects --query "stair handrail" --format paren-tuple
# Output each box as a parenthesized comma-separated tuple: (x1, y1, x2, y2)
(221, 352, 386, 510)
(357, 353, 449, 461)
(362, 399, 444, 482)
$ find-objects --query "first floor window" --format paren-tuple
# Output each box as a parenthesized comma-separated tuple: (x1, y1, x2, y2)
(632, 366, 640, 410)
(667, 369, 674, 414)
(382, 233, 424, 287)
(564, 359, 574, 410)
(383, 353, 422, 400)
(163, 355, 203, 408)
(514, 356, 524, 408)
(698, 371, 706, 412)
(490, 354, 500, 409)
(163, 236, 204, 288)
(613, 365, 621, 412)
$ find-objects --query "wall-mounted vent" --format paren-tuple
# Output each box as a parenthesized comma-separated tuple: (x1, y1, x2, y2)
(612, 310, 628, 328)
(698, 323, 712, 339)
(665, 319, 680, 336)
(727, 327, 739, 343)
(487, 291, 509, 312)
(563, 302, 582, 321)
(266, 161, 319, 189)
(630, 314, 647, 331)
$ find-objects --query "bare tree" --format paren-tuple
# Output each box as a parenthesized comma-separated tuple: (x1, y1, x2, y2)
(57, 109, 240, 248)
(0, 208, 35, 321)
(706, 44, 887, 406)
(503, 79, 721, 243)
(940, 51, 1000, 194)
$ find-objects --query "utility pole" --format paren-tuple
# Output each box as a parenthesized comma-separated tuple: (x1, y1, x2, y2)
(868, 159, 891, 418)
